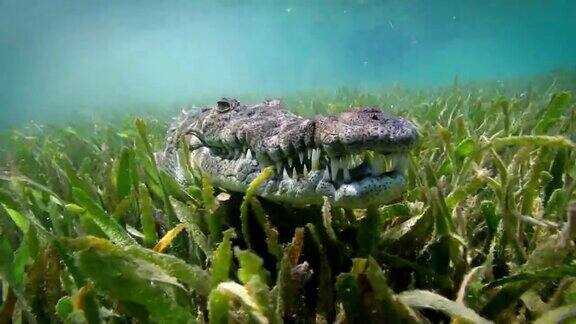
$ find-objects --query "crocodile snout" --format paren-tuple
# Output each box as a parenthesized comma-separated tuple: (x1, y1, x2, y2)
(314, 107, 419, 157)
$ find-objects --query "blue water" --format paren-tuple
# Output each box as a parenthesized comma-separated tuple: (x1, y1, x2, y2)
(1, 0, 575, 126)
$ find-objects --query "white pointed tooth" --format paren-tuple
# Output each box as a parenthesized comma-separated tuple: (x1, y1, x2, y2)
(292, 167, 298, 179)
(287, 157, 293, 167)
(303, 164, 309, 176)
(343, 168, 351, 182)
(307, 148, 312, 160)
(246, 148, 253, 160)
(330, 158, 339, 182)
(283, 168, 290, 180)
(311, 149, 321, 170)
(323, 167, 330, 181)
(298, 151, 304, 164)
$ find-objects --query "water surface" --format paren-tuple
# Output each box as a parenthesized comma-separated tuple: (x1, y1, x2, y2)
(1, 0, 575, 126)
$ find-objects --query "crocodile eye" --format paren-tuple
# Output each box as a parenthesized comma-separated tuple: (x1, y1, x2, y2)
(217, 98, 239, 113)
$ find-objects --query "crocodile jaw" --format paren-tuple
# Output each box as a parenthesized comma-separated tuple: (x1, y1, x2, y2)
(191, 146, 409, 208)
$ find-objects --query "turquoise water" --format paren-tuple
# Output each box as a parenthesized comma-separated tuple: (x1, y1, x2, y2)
(1, 0, 575, 126)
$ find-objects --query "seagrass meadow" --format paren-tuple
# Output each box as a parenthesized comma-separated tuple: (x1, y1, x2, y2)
(1, 73, 576, 323)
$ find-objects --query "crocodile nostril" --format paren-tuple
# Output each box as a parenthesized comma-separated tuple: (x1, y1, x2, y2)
(371, 115, 379, 120)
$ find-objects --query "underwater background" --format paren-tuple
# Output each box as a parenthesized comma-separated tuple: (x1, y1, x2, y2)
(2, 1, 576, 323)
(1, 0, 575, 126)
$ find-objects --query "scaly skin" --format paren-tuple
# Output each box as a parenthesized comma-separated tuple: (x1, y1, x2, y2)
(161, 98, 418, 208)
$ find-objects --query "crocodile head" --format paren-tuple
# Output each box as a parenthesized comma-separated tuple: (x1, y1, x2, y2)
(164, 98, 418, 208)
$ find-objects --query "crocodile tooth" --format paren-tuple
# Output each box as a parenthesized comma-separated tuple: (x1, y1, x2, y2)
(311, 149, 321, 170)
(283, 168, 290, 180)
(287, 157, 293, 167)
(298, 151, 304, 164)
(307, 148, 312, 160)
(303, 164, 309, 176)
(330, 158, 339, 182)
(292, 167, 298, 179)
(343, 167, 351, 182)
(323, 167, 330, 181)
(246, 149, 253, 160)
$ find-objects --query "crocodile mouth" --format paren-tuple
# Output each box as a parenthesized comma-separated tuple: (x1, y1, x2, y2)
(272, 149, 408, 185)
(205, 144, 410, 207)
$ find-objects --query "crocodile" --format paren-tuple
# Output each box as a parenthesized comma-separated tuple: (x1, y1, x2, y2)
(161, 98, 418, 209)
